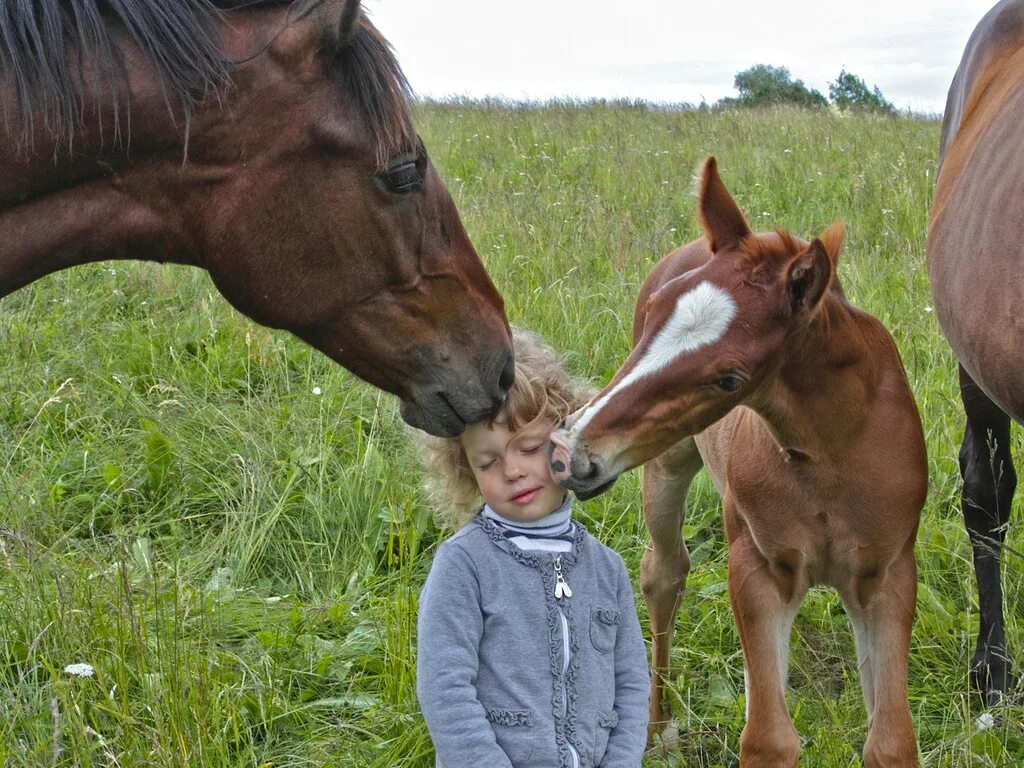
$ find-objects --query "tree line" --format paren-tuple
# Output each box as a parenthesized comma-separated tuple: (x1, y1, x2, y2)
(718, 64, 896, 114)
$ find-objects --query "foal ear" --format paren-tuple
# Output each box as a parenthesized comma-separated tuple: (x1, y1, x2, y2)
(818, 220, 846, 263)
(786, 238, 833, 317)
(697, 157, 751, 253)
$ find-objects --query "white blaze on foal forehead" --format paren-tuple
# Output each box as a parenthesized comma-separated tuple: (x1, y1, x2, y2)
(572, 282, 736, 433)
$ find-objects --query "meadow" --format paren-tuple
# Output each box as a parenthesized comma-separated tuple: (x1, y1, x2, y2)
(1, 102, 1022, 767)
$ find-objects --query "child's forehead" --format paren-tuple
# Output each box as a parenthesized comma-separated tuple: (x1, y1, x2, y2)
(460, 416, 553, 451)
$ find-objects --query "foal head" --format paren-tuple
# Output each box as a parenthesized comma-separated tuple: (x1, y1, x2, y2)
(550, 157, 843, 497)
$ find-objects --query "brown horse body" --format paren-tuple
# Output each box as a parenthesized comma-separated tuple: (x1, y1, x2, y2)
(0, 0, 511, 437)
(928, 0, 1024, 704)
(550, 159, 926, 766)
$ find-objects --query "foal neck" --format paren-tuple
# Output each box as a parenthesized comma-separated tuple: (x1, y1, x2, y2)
(756, 292, 878, 456)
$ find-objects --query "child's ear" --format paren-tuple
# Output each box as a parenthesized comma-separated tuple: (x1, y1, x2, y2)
(697, 156, 751, 253)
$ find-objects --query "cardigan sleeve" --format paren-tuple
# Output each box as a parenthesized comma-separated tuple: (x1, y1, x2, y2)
(416, 540, 514, 768)
(599, 553, 651, 767)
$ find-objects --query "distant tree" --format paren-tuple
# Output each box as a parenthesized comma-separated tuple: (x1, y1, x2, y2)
(829, 69, 896, 114)
(719, 64, 828, 109)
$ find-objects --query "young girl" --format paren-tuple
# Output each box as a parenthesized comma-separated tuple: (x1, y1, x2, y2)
(415, 328, 650, 768)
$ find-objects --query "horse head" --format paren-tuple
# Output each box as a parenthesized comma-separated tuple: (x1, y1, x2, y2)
(0, 0, 512, 437)
(549, 157, 842, 498)
(199, 2, 513, 436)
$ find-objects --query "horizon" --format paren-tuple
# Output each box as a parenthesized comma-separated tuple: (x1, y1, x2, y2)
(365, 0, 998, 116)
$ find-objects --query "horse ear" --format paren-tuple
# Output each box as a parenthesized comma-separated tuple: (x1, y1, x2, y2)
(285, 0, 361, 58)
(337, 0, 362, 46)
(786, 238, 833, 316)
(818, 220, 846, 263)
(697, 157, 751, 252)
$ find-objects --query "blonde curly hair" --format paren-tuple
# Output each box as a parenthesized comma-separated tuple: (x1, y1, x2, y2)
(415, 327, 594, 529)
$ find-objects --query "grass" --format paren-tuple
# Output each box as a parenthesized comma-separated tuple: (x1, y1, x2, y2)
(2, 102, 1023, 766)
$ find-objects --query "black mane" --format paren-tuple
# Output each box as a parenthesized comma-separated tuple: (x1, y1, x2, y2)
(0, 0, 415, 163)
(336, 12, 415, 167)
(0, 0, 230, 151)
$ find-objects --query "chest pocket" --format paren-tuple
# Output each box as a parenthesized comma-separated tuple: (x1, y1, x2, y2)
(590, 607, 619, 653)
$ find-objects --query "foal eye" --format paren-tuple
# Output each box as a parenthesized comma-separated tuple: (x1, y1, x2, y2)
(380, 161, 422, 193)
(711, 374, 746, 393)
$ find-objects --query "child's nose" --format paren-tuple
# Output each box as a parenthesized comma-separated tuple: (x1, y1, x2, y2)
(505, 459, 526, 480)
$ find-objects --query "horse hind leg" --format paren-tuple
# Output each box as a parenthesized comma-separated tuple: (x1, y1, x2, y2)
(640, 437, 703, 749)
(958, 364, 1017, 705)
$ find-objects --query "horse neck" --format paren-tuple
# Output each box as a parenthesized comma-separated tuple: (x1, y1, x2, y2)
(752, 293, 878, 455)
(0, 7, 286, 300)
(0, 112, 209, 299)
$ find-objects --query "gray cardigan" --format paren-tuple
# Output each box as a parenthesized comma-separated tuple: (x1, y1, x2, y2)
(416, 515, 650, 768)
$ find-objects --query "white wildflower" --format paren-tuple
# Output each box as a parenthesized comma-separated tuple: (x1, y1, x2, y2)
(975, 712, 996, 731)
(312, 386, 322, 396)
(64, 663, 95, 678)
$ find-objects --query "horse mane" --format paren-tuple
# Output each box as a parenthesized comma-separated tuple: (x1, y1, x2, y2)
(739, 227, 846, 308)
(0, 0, 229, 152)
(0, 0, 414, 164)
(739, 229, 801, 265)
(335, 11, 415, 167)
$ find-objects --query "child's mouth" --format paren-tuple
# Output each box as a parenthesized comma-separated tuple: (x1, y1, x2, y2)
(511, 488, 540, 504)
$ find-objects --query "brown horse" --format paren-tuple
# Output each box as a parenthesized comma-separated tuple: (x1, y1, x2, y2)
(550, 158, 927, 766)
(928, 0, 1024, 707)
(0, 0, 511, 438)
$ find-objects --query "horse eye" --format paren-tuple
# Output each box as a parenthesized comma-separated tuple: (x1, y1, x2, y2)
(380, 161, 422, 193)
(711, 374, 746, 393)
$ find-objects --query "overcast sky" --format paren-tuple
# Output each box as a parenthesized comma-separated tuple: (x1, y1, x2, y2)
(363, 0, 997, 115)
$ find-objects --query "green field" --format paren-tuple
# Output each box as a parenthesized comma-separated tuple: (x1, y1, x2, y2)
(2, 103, 1022, 767)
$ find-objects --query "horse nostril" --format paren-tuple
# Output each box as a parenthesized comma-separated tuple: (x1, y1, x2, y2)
(498, 350, 515, 393)
(548, 433, 574, 479)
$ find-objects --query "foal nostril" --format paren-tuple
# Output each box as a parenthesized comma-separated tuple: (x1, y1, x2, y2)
(548, 433, 574, 482)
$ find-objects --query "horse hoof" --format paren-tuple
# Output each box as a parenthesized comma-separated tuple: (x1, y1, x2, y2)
(970, 649, 1018, 707)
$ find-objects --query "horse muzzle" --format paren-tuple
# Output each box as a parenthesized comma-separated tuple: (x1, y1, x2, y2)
(399, 347, 514, 437)
(548, 428, 619, 500)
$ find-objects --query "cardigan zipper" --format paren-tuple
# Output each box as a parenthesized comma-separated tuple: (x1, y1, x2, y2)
(554, 556, 579, 768)
(553, 556, 573, 598)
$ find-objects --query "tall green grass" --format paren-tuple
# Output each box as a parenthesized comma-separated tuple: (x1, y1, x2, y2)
(1, 103, 1021, 766)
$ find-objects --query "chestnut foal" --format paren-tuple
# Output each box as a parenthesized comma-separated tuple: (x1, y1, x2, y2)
(550, 158, 927, 766)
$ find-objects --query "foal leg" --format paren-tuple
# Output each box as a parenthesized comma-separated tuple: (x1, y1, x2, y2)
(841, 543, 919, 768)
(726, 503, 805, 768)
(640, 437, 703, 747)
(958, 365, 1017, 705)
